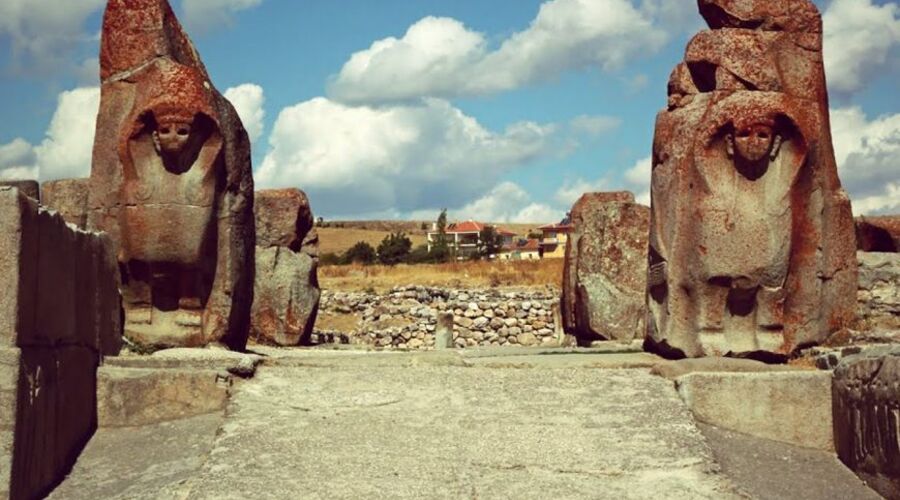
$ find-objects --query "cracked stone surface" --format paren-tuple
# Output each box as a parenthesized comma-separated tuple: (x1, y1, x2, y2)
(181, 359, 737, 499)
(51, 350, 745, 498)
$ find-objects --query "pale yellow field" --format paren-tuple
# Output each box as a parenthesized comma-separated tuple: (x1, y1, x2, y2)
(320, 258, 564, 293)
(317, 227, 429, 255)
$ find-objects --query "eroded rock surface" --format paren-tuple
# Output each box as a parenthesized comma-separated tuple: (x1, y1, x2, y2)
(856, 216, 900, 253)
(856, 252, 900, 331)
(87, 0, 255, 350)
(252, 189, 320, 346)
(833, 347, 900, 499)
(562, 192, 649, 345)
(647, 0, 857, 358)
(41, 178, 90, 228)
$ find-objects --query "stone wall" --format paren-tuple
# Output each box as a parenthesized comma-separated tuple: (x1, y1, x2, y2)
(0, 187, 122, 500)
(856, 252, 900, 332)
(316, 286, 562, 349)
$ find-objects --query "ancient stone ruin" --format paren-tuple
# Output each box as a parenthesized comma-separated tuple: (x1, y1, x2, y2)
(41, 179, 90, 229)
(0, 187, 122, 499)
(833, 347, 900, 500)
(562, 192, 649, 345)
(646, 0, 858, 358)
(252, 189, 320, 346)
(87, 0, 255, 351)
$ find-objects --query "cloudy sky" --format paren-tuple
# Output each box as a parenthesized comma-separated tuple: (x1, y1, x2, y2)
(0, 0, 898, 222)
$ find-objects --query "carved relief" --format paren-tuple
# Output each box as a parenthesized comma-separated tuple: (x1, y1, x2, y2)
(645, 0, 856, 359)
(87, 0, 255, 350)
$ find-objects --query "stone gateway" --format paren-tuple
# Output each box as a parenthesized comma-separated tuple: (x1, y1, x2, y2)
(646, 0, 857, 358)
(87, 0, 255, 350)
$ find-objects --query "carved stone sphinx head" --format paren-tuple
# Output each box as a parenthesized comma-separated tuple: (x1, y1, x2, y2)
(725, 117, 784, 180)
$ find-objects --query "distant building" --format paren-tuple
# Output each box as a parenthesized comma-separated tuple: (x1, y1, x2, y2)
(499, 238, 542, 260)
(427, 220, 516, 259)
(538, 214, 573, 259)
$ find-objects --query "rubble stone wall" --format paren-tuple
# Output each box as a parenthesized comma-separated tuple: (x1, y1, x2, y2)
(0, 187, 122, 500)
(316, 286, 562, 349)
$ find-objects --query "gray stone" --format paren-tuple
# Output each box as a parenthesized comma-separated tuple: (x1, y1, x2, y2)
(252, 246, 320, 346)
(833, 346, 900, 500)
(40, 178, 89, 228)
(676, 371, 833, 450)
(435, 313, 454, 350)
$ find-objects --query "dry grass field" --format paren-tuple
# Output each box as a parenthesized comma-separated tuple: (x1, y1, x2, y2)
(317, 227, 429, 255)
(320, 258, 564, 293)
(316, 221, 549, 255)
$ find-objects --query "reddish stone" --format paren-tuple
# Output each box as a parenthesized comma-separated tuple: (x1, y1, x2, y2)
(646, 0, 857, 359)
(562, 192, 649, 344)
(856, 216, 900, 252)
(255, 189, 315, 252)
(87, 0, 255, 350)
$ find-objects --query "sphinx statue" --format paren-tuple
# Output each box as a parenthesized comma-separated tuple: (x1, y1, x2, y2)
(646, 0, 857, 358)
(87, 0, 255, 350)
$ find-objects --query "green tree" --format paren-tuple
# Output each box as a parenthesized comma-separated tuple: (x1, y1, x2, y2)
(478, 225, 504, 259)
(429, 209, 452, 263)
(343, 241, 376, 265)
(377, 231, 413, 265)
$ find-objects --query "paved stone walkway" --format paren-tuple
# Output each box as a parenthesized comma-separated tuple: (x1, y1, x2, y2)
(53, 349, 877, 499)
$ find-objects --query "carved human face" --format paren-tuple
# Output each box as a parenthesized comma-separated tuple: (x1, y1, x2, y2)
(155, 121, 192, 154)
(733, 124, 774, 162)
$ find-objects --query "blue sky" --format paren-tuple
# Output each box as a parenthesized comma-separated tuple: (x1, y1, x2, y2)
(1, 0, 898, 221)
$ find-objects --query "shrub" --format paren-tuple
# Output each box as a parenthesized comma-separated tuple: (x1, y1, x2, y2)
(377, 231, 412, 266)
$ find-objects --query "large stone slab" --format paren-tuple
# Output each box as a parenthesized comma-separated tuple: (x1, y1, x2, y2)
(41, 178, 89, 228)
(251, 189, 320, 346)
(0, 187, 122, 500)
(646, 0, 857, 358)
(88, 0, 255, 351)
(180, 365, 740, 499)
(561, 192, 649, 345)
(97, 367, 231, 428)
(676, 371, 833, 450)
(833, 346, 900, 500)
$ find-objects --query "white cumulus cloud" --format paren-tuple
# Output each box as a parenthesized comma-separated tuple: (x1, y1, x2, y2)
(328, 0, 667, 104)
(831, 106, 900, 214)
(823, 0, 900, 96)
(181, 0, 263, 32)
(224, 83, 265, 144)
(257, 97, 555, 217)
(453, 182, 561, 224)
(554, 155, 651, 208)
(0, 0, 104, 75)
(0, 87, 100, 182)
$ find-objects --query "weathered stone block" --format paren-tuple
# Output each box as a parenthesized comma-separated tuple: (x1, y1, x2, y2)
(646, 0, 857, 358)
(35, 209, 77, 346)
(0, 181, 38, 201)
(97, 367, 231, 428)
(250, 188, 320, 346)
(0, 188, 39, 348)
(562, 192, 649, 345)
(88, 0, 255, 351)
(252, 247, 320, 346)
(255, 189, 316, 251)
(0, 348, 19, 499)
(40, 178, 89, 228)
(856, 215, 900, 253)
(833, 347, 900, 500)
(676, 371, 833, 450)
(856, 252, 900, 332)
